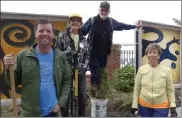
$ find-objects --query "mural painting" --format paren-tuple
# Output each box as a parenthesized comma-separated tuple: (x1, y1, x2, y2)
(141, 26, 180, 84)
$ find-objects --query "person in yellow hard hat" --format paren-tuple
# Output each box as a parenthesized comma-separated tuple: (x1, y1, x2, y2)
(55, 13, 89, 117)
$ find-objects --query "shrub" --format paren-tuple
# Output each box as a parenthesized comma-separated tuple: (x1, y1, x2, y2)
(111, 65, 134, 92)
(88, 68, 112, 99)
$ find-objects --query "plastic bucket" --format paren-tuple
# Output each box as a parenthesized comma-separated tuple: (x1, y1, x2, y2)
(90, 98, 108, 117)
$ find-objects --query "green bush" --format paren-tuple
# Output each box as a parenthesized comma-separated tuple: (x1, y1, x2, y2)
(111, 65, 134, 92)
(88, 68, 112, 99)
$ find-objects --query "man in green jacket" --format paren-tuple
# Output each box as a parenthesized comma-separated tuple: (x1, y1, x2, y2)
(3, 19, 71, 117)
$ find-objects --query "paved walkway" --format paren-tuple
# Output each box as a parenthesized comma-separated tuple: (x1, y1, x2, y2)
(176, 107, 181, 117)
(168, 107, 181, 117)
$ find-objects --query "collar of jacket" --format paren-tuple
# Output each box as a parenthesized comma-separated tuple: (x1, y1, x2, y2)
(27, 43, 62, 59)
(65, 28, 85, 44)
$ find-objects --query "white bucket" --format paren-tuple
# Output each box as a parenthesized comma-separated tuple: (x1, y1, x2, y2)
(90, 98, 108, 117)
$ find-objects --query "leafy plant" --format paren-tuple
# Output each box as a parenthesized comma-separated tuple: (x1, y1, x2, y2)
(89, 68, 112, 99)
(111, 65, 134, 92)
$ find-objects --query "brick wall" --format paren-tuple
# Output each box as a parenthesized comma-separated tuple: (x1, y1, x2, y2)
(86, 44, 121, 85)
(106, 44, 121, 79)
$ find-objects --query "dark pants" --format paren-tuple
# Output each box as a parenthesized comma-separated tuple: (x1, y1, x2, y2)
(43, 112, 58, 117)
(139, 104, 169, 117)
(89, 55, 108, 86)
(61, 73, 86, 117)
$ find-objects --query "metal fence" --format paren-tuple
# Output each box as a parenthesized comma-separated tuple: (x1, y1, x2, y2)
(120, 50, 135, 68)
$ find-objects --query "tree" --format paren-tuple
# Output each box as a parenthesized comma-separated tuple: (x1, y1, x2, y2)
(172, 18, 181, 26)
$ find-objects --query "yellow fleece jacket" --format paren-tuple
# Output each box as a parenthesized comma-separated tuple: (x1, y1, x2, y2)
(132, 63, 176, 109)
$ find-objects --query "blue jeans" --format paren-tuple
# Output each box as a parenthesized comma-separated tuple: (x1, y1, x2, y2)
(139, 104, 169, 117)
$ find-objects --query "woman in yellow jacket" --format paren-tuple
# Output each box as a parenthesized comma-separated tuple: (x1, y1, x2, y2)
(131, 43, 178, 117)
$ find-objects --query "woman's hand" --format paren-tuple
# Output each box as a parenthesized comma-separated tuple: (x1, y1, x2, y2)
(131, 108, 139, 116)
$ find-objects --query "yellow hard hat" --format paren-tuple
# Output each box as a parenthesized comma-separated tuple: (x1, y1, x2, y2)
(69, 13, 82, 20)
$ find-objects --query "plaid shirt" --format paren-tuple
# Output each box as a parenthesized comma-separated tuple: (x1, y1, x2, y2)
(55, 28, 90, 74)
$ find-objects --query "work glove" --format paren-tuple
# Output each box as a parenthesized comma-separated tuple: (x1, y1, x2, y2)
(170, 107, 178, 117)
(131, 108, 139, 116)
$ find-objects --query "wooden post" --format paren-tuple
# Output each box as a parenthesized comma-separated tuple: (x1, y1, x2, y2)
(9, 65, 18, 117)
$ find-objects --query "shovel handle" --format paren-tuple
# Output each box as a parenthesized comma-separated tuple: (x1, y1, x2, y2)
(9, 65, 18, 117)
(75, 69, 78, 97)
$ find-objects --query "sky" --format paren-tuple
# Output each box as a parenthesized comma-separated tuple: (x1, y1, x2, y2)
(1, 1, 181, 50)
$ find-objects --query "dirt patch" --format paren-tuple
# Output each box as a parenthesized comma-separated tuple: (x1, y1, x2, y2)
(85, 90, 135, 117)
(1, 107, 13, 117)
(1, 88, 181, 117)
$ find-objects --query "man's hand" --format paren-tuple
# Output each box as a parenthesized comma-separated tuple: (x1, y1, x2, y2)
(53, 104, 60, 113)
(3, 53, 15, 70)
(136, 20, 141, 28)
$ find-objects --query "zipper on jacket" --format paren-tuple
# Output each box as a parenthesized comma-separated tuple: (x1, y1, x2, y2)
(152, 69, 154, 110)
(35, 56, 41, 115)
(30, 55, 41, 116)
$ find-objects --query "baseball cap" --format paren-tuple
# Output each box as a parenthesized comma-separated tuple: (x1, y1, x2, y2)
(100, 1, 110, 9)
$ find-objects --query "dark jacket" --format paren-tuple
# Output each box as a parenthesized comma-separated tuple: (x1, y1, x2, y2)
(5, 44, 71, 117)
(55, 28, 90, 74)
(81, 14, 136, 56)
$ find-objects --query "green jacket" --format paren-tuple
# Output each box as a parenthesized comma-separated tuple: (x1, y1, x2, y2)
(5, 44, 71, 117)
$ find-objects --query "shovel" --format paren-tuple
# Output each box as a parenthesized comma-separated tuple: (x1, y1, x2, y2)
(73, 54, 79, 117)
(9, 65, 18, 117)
